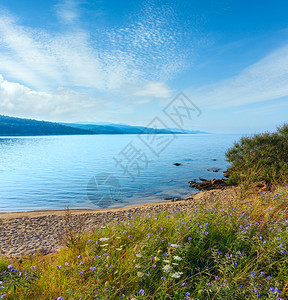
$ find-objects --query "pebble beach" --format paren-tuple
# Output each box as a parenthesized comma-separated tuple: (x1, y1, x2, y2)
(0, 187, 237, 257)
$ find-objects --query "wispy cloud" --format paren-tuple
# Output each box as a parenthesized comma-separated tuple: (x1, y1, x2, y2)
(132, 82, 173, 99)
(55, 0, 80, 25)
(0, 0, 200, 92)
(190, 44, 288, 109)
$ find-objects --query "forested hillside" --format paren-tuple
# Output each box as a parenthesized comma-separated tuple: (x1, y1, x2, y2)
(0, 115, 95, 136)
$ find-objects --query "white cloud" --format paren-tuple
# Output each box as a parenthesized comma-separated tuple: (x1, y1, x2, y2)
(0, 75, 104, 121)
(190, 44, 288, 109)
(132, 82, 173, 99)
(0, 1, 198, 92)
(55, 0, 80, 25)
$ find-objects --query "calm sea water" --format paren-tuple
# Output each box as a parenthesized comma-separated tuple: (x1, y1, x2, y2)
(0, 134, 243, 212)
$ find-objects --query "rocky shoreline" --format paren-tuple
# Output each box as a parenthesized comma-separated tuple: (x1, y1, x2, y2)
(189, 178, 231, 191)
(0, 186, 237, 257)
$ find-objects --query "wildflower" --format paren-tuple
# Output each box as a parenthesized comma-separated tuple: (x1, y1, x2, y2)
(267, 276, 273, 280)
(7, 265, 13, 269)
(236, 251, 243, 256)
(232, 262, 237, 266)
(204, 231, 208, 235)
(162, 265, 173, 273)
(65, 262, 69, 266)
(163, 260, 170, 263)
(170, 244, 179, 248)
(80, 262, 84, 265)
(30, 266, 36, 269)
(161, 277, 166, 280)
(170, 272, 183, 278)
(139, 289, 145, 296)
(250, 272, 256, 277)
(137, 272, 144, 277)
(90, 267, 96, 271)
(88, 239, 93, 243)
(152, 264, 156, 268)
(79, 270, 84, 275)
(135, 253, 142, 258)
(100, 244, 109, 247)
(78, 255, 82, 259)
(99, 238, 109, 242)
(163, 253, 168, 257)
(57, 265, 61, 269)
(173, 256, 182, 261)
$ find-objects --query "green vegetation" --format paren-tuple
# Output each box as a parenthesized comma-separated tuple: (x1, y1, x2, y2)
(0, 115, 95, 136)
(225, 124, 288, 185)
(0, 188, 287, 299)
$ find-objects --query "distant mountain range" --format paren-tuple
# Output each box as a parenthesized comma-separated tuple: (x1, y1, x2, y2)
(61, 122, 208, 135)
(0, 115, 209, 136)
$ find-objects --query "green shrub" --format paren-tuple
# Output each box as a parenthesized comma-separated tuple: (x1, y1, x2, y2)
(225, 124, 288, 185)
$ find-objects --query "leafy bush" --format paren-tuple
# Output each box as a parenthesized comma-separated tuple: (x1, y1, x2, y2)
(225, 124, 288, 185)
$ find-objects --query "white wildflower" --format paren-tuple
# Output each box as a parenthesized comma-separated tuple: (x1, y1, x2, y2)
(100, 244, 109, 247)
(135, 253, 142, 258)
(170, 244, 179, 248)
(170, 272, 183, 278)
(173, 256, 182, 261)
(162, 265, 173, 273)
(163, 260, 170, 263)
(137, 272, 144, 277)
(99, 238, 109, 241)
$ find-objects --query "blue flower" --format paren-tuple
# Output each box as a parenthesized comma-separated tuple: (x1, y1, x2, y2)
(139, 289, 145, 296)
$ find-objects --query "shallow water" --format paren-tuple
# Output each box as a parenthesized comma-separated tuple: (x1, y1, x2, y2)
(0, 133, 243, 212)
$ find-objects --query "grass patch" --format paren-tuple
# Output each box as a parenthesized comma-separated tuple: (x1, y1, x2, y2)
(0, 188, 288, 299)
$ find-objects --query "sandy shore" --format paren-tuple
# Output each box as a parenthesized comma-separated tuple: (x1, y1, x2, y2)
(0, 187, 237, 257)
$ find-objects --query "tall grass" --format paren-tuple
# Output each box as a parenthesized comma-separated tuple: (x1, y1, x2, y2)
(0, 188, 288, 299)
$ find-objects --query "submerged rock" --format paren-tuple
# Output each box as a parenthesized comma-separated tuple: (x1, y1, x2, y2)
(173, 163, 181, 166)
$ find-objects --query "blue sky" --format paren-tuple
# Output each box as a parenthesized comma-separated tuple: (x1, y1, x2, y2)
(0, 0, 287, 133)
